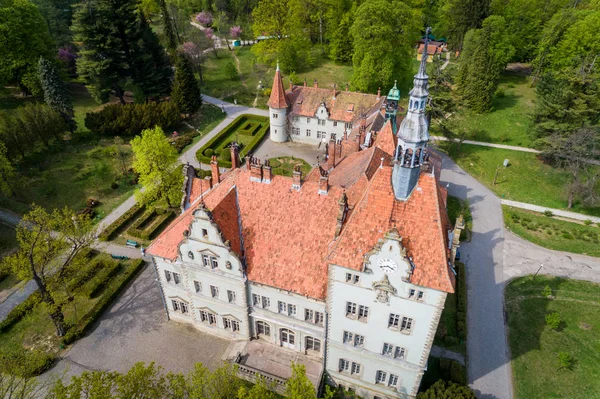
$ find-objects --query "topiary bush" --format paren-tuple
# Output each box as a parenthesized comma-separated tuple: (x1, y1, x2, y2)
(98, 204, 144, 241)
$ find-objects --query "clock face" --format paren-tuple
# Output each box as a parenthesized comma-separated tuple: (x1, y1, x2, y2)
(378, 258, 398, 274)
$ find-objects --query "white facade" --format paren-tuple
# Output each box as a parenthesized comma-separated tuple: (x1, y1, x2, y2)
(284, 104, 354, 145)
(269, 107, 288, 143)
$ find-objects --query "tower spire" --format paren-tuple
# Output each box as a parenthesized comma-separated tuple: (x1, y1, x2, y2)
(418, 27, 431, 78)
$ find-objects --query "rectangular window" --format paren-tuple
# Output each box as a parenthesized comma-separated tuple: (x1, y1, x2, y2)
(210, 285, 219, 298)
(293, 116, 299, 122)
(200, 310, 216, 325)
(401, 317, 413, 332)
(252, 294, 260, 306)
(194, 280, 201, 293)
(306, 337, 321, 352)
(171, 299, 179, 311)
(292, 127, 300, 135)
(232, 320, 240, 331)
(345, 273, 352, 282)
(354, 334, 364, 347)
(306, 117, 310, 123)
(395, 347, 406, 359)
(408, 288, 416, 298)
(382, 343, 393, 356)
(262, 297, 270, 309)
(278, 301, 287, 314)
(345, 273, 360, 284)
(315, 311, 324, 325)
(288, 304, 296, 316)
(358, 305, 369, 321)
(317, 131, 326, 139)
(272, 113, 278, 119)
(417, 291, 424, 300)
(223, 317, 231, 329)
(305, 309, 314, 322)
(389, 313, 400, 328)
(345, 122, 352, 129)
(223, 318, 239, 332)
(343, 331, 353, 344)
(209, 313, 216, 324)
(172, 300, 188, 314)
(350, 362, 361, 375)
(346, 302, 357, 317)
(202, 254, 210, 267)
(201, 228, 208, 237)
(164, 270, 172, 282)
(376, 370, 387, 384)
(173, 273, 181, 284)
(388, 374, 399, 387)
(330, 133, 336, 140)
(227, 290, 236, 303)
(210, 257, 218, 269)
(333, 121, 338, 127)
(339, 359, 349, 372)
(306, 129, 311, 137)
(181, 303, 188, 314)
(318, 119, 325, 126)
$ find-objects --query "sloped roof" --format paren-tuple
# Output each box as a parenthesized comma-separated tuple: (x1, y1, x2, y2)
(285, 86, 384, 123)
(267, 68, 289, 109)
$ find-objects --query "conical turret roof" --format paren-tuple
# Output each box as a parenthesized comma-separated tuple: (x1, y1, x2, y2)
(267, 63, 289, 109)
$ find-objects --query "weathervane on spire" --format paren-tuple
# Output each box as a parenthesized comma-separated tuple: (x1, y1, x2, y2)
(276, 60, 280, 72)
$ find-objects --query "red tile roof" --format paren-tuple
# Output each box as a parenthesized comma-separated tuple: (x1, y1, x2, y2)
(149, 145, 455, 298)
(418, 43, 443, 55)
(267, 68, 289, 109)
(285, 86, 384, 123)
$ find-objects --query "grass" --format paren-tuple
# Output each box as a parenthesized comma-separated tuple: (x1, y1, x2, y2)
(444, 73, 536, 148)
(0, 254, 141, 363)
(268, 156, 312, 177)
(503, 206, 600, 257)
(442, 143, 600, 217)
(506, 276, 600, 399)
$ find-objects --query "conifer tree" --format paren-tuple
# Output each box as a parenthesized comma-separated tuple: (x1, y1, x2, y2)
(158, 0, 178, 51)
(38, 57, 76, 132)
(132, 14, 173, 101)
(329, 10, 354, 64)
(171, 53, 202, 116)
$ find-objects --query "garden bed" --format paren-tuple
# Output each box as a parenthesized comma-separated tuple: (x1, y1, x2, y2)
(268, 156, 312, 177)
(196, 114, 269, 168)
(434, 262, 467, 354)
(506, 276, 600, 399)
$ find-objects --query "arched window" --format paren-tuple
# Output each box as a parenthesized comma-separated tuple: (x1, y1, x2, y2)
(409, 100, 413, 109)
(256, 320, 270, 337)
(306, 336, 321, 352)
(188, 251, 194, 260)
(280, 328, 295, 349)
(404, 149, 413, 166)
(420, 101, 425, 110)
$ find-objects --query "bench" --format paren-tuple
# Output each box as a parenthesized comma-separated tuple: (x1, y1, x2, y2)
(110, 254, 129, 260)
(126, 239, 139, 248)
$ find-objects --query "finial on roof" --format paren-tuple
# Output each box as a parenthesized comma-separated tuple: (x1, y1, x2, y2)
(418, 27, 432, 77)
(276, 60, 280, 72)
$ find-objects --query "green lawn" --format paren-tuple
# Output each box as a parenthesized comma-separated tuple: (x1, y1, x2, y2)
(443, 73, 536, 148)
(268, 156, 312, 177)
(506, 276, 600, 399)
(444, 144, 600, 217)
(503, 206, 600, 257)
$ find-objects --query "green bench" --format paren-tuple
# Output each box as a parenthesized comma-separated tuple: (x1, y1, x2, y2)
(111, 254, 129, 260)
(126, 239, 138, 248)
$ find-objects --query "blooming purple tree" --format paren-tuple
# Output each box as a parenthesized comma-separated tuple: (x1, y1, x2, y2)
(181, 41, 203, 80)
(57, 46, 77, 75)
(204, 28, 218, 58)
(230, 26, 242, 39)
(195, 11, 212, 26)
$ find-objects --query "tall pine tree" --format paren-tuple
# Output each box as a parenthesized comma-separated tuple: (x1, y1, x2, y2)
(38, 57, 76, 132)
(158, 0, 178, 51)
(171, 53, 202, 116)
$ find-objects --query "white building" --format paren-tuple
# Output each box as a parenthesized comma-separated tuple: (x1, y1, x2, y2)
(148, 38, 461, 398)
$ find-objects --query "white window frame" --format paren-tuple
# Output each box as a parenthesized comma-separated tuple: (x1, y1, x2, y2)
(305, 309, 314, 322)
(346, 302, 357, 318)
(339, 359, 349, 372)
(382, 343, 393, 356)
(389, 313, 400, 329)
(173, 272, 181, 285)
(306, 129, 311, 137)
(376, 370, 387, 384)
(262, 296, 270, 309)
(350, 362, 361, 375)
(306, 336, 321, 352)
(210, 285, 219, 298)
(315, 311, 324, 325)
(210, 256, 218, 269)
(401, 317, 414, 333)
(388, 374, 399, 387)
(164, 270, 172, 282)
(256, 320, 271, 337)
(394, 346, 406, 359)
(227, 290, 236, 303)
(358, 305, 369, 321)
(200, 310, 217, 325)
(202, 254, 210, 267)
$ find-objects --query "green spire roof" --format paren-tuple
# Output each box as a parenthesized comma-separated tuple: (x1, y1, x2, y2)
(387, 80, 400, 101)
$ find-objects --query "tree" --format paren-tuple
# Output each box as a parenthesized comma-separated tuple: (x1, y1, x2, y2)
(328, 10, 353, 64)
(541, 127, 600, 209)
(435, 0, 490, 50)
(0, 372, 40, 399)
(0, 141, 16, 196)
(113, 137, 129, 176)
(456, 16, 514, 112)
(159, 0, 178, 50)
(0, 0, 54, 95)
(285, 363, 317, 399)
(13, 103, 67, 148)
(171, 53, 202, 116)
(237, 377, 277, 399)
(29, 0, 72, 47)
(182, 41, 204, 82)
(38, 57, 76, 132)
(350, 0, 419, 93)
(417, 380, 476, 399)
(2, 205, 95, 337)
(195, 10, 213, 25)
(131, 126, 183, 208)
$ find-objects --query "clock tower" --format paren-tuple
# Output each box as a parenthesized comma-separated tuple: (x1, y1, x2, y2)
(392, 27, 433, 201)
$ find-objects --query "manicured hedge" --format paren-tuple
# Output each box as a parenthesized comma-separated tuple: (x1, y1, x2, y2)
(0, 347, 57, 378)
(456, 262, 467, 340)
(66, 257, 105, 293)
(239, 122, 260, 136)
(62, 259, 146, 345)
(196, 114, 269, 168)
(128, 210, 175, 240)
(0, 292, 41, 333)
(85, 102, 181, 136)
(82, 259, 122, 299)
(98, 204, 144, 241)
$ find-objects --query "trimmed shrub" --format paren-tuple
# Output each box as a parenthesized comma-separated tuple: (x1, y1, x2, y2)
(129, 211, 175, 240)
(85, 102, 181, 136)
(0, 292, 42, 333)
(98, 204, 144, 241)
(0, 347, 57, 378)
(66, 257, 105, 293)
(455, 262, 467, 340)
(204, 148, 214, 157)
(220, 149, 232, 162)
(62, 259, 146, 345)
(82, 259, 122, 298)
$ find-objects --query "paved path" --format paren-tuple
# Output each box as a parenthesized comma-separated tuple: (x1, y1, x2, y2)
(439, 151, 600, 399)
(440, 51, 450, 70)
(501, 199, 600, 224)
(431, 136, 540, 154)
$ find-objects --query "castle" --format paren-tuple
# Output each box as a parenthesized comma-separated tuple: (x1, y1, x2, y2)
(148, 38, 462, 399)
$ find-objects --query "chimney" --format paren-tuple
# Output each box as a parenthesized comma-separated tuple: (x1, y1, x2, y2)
(318, 174, 329, 195)
(289, 79, 293, 91)
(230, 142, 240, 169)
(314, 79, 318, 88)
(245, 155, 252, 171)
(327, 139, 336, 169)
(263, 160, 272, 183)
(250, 158, 263, 182)
(204, 175, 213, 189)
(332, 84, 337, 100)
(450, 215, 465, 266)
(303, 78, 307, 87)
(346, 83, 349, 92)
(377, 87, 381, 99)
(210, 155, 220, 184)
(335, 191, 348, 238)
(292, 165, 302, 190)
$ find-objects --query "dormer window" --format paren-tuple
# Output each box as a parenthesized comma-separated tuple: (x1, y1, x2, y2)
(347, 103, 354, 112)
(211, 257, 218, 269)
